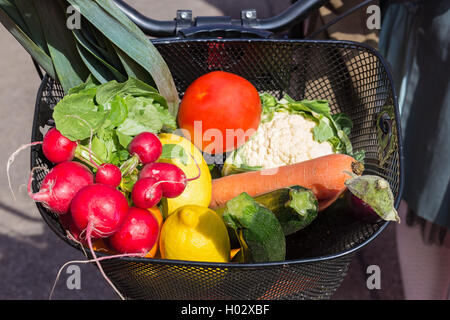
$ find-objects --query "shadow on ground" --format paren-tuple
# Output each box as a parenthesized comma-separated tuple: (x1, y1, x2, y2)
(0, 202, 117, 300)
(333, 222, 404, 299)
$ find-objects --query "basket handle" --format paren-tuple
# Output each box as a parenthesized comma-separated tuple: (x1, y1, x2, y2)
(113, 0, 329, 38)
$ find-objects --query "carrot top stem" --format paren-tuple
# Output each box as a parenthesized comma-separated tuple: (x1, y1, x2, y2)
(351, 161, 364, 176)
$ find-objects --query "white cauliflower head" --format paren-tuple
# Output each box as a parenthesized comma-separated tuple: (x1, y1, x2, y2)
(222, 93, 359, 176)
(224, 112, 335, 172)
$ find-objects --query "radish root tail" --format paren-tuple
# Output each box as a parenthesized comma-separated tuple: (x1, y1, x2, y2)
(50, 221, 147, 300)
(48, 249, 146, 300)
(85, 221, 125, 300)
(186, 152, 201, 182)
(146, 179, 184, 200)
(66, 230, 88, 258)
(27, 165, 50, 201)
(7, 141, 43, 201)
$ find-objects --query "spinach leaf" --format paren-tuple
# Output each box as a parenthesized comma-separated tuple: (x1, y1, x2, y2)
(68, 74, 99, 95)
(116, 130, 133, 149)
(154, 103, 177, 131)
(53, 90, 107, 141)
(96, 77, 158, 105)
(116, 97, 163, 135)
(102, 95, 128, 129)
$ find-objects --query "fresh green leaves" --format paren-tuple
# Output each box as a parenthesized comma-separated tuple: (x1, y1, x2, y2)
(332, 113, 353, 136)
(89, 127, 129, 165)
(116, 96, 174, 137)
(66, 0, 179, 115)
(103, 95, 128, 129)
(53, 77, 176, 165)
(95, 78, 158, 105)
(53, 88, 106, 141)
(312, 116, 334, 143)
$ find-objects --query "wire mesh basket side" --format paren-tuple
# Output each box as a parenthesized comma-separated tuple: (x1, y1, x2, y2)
(31, 39, 402, 300)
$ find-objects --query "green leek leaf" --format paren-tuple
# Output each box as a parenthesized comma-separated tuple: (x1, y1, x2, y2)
(73, 28, 126, 83)
(75, 41, 116, 84)
(0, 4, 55, 78)
(112, 43, 155, 87)
(34, 0, 89, 92)
(12, 0, 48, 55)
(67, 0, 179, 116)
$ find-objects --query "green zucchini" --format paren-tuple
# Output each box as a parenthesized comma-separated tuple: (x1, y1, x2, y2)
(221, 193, 286, 263)
(254, 186, 319, 236)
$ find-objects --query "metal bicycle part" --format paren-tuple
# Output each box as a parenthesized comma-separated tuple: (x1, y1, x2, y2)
(112, 0, 329, 37)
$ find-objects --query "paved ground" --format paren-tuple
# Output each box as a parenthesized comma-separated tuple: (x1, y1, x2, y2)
(0, 0, 403, 300)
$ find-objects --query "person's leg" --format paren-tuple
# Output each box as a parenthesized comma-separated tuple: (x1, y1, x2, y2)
(396, 201, 450, 299)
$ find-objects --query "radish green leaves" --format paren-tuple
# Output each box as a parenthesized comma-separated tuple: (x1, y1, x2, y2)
(53, 77, 176, 165)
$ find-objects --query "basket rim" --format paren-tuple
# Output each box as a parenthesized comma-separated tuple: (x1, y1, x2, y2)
(35, 200, 388, 268)
(32, 38, 404, 268)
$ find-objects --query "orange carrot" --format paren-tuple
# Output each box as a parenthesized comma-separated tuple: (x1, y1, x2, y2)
(318, 190, 346, 211)
(146, 206, 163, 258)
(210, 154, 363, 210)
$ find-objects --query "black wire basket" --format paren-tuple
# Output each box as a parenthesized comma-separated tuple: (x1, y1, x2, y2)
(31, 38, 403, 300)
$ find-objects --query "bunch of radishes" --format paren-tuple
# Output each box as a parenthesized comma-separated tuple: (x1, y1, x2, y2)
(29, 128, 191, 258)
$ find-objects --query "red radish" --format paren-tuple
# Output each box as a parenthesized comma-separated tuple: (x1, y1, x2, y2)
(128, 132, 162, 164)
(139, 162, 187, 198)
(67, 184, 139, 301)
(68, 221, 89, 244)
(42, 128, 78, 163)
(58, 212, 72, 230)
(95, 163, 122, 187)
(131, 177, 163, 209)
(107, 207, 160, 254)
(7, 128, 75, 200)
(68, 221, 83, 241)
(7, 127, 105, 200)
(70, 184, 129, 238)
(41, 126, 103, 169)
(66, 221, 100, 255)
(28, 161, 93, 215)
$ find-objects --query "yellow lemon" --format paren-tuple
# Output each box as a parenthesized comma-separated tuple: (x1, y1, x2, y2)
(159, 205, 230, 263)
(158, 133, 212, 218)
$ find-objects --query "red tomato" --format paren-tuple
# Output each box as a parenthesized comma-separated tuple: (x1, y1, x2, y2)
(177, 71, 261, 154)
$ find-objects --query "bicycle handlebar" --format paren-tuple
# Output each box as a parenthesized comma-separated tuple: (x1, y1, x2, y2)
(113, 0, 329, 37)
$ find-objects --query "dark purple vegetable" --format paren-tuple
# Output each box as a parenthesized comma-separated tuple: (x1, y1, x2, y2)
(345, 174, 400, 223)
(347, 192, 381, 223)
